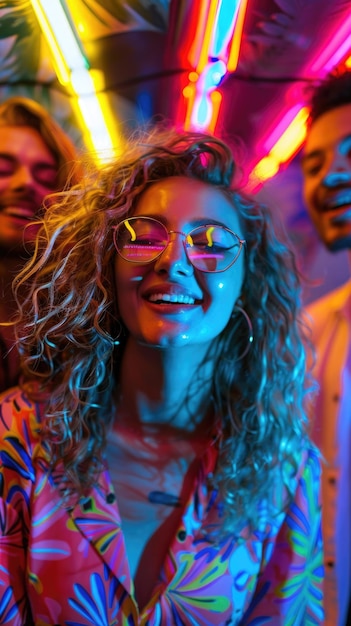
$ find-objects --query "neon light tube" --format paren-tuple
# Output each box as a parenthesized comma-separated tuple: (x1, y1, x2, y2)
(30, 0, 119, 162)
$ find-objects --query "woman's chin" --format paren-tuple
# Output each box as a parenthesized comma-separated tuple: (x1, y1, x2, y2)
(137, 333, 191, 349)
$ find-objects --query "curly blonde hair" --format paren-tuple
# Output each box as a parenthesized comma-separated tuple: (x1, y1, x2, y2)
(14, 126, 315, 534)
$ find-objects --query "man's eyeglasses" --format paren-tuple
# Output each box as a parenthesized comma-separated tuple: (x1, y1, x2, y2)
(113, 216, 245, 273)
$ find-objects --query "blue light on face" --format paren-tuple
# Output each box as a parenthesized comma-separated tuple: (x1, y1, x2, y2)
(130, 275, 143, 282)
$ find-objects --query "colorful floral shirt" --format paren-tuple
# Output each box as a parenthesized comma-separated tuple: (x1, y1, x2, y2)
(0, 387, 323, 625)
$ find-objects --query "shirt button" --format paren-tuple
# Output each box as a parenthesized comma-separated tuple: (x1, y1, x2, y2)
(178, 529, 187, 542)
(332, 394, 340, 402)
(326, 560, 335, 568)
(82, 498, 93, 511)
(106, 492, 116, 503)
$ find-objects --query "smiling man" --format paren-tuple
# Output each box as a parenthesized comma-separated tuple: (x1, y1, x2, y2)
(301, 69, 351, 626)
(0, 96, 82, 392)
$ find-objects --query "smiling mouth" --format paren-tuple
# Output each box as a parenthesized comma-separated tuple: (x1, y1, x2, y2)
(330, 208, 351, 225)
(3, 208, 36, 220)
(324, 192, 351, 212)
(147, 293, 199, 305)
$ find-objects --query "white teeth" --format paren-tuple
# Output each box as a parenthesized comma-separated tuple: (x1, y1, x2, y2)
(148, 293, 195, 304)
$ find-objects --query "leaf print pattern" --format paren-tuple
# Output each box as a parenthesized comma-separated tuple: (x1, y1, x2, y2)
(0, 387, 323, 625)
(0, 586, 19, 624)
(67, 573, 112, 626)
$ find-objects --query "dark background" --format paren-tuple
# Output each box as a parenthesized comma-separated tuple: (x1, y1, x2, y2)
(1, 0, 350, 303)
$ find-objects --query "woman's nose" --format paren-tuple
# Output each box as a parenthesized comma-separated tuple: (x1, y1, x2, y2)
(153, 233, 194, 277)
(10, 165, 35, 190)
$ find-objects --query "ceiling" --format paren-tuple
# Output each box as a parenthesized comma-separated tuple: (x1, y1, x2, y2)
(1, 0, 350, 302)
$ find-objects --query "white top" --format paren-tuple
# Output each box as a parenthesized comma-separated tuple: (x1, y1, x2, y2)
(104, 419, 201, 606)
(307, 280, 351, 626)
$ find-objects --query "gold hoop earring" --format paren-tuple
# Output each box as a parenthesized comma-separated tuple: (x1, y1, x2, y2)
(234, 305, 254, 360)
(110, 317, 124, 346)
(221, 305, 254, 363)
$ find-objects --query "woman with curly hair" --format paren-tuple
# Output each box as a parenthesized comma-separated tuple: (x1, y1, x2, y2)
(0, 127, 323, 625)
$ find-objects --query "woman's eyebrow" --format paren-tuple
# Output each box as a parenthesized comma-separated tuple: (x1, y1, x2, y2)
(300, 149, 322, 166)
(0, 152, 16, 162)
(301, 133, 351, 165)
(135, 214, 227, 228)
